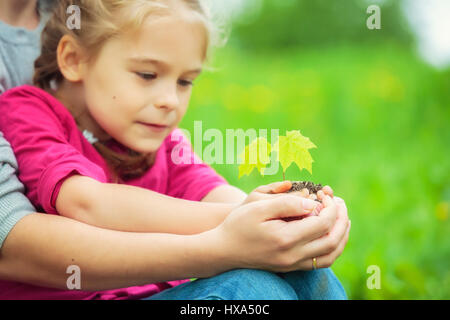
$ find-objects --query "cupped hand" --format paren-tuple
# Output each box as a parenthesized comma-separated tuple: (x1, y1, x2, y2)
(214, 193, 349, 273)
(279, 195, 350, 271)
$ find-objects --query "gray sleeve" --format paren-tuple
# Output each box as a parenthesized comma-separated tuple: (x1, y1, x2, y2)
(0, 60, 5, 95)
(0, 133, 36, 249)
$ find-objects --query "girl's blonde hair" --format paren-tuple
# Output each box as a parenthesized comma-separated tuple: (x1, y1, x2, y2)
(34, 0, 221, 182)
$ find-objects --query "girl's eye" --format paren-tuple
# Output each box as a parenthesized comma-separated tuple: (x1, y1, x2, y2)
(136, 72, 156, 81)
(178, 79, 194, 87)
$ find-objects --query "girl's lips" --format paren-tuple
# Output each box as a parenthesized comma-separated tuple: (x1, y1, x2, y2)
(138, 122, 169, 133)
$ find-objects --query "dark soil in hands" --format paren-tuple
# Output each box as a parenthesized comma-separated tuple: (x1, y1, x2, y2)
(281, 181, 324, 222)
(286, 181, 323, 196)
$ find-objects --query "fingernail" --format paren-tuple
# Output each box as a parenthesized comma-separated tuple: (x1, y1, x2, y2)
(302, 198, 317, 211)
(317, 190, 324, 200)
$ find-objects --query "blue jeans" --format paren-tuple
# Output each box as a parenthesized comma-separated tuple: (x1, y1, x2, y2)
(144, 268, 347, 300)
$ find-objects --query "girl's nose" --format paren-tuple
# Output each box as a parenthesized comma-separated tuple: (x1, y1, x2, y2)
(154, 85, 179, 111)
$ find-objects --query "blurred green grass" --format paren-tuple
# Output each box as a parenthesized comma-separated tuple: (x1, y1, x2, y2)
(180, 43, 450, 299)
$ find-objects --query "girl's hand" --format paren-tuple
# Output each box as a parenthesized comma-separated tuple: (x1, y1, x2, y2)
(241, 181, 294, 205)
(213, 194, 350, 272)
(241, 181, 335, 220)
(306, 185, 334, 201)
(242, 181, 335, 205)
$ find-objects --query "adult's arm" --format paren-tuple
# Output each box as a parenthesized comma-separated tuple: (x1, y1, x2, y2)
(0, 213, 226, 291)
(0, 133, 36, 249)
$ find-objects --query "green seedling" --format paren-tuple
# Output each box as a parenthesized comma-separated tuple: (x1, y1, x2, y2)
(238, 130, 317, 181)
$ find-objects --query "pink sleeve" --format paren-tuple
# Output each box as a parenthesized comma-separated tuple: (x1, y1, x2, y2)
(0, 88, 107, 215)
(165, 128, 229, 201)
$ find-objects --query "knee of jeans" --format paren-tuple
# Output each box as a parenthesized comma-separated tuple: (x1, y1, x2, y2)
(318, 268, 347, 300)
(285, 268, 347, 300)
(215, 269, 298, 300)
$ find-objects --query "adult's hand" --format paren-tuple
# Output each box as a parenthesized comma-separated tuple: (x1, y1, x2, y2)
(287, 195, 350, 270)
(213, 194, 350, 273)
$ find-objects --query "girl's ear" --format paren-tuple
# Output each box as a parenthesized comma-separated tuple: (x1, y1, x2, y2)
(57, 35, 87, 82)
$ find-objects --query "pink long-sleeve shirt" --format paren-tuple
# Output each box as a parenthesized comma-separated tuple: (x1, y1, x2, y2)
(0, 85, 229, 300)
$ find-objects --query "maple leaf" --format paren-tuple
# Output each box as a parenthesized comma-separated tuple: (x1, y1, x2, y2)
(238, 137, 272, 178)
(272, 130, 317, 175)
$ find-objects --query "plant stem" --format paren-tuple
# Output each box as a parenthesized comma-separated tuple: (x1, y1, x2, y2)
(282, 171, 285, 181)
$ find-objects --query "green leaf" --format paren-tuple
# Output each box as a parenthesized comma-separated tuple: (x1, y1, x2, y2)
(272, 130, 317, 174)
(238, 137, 272, 178)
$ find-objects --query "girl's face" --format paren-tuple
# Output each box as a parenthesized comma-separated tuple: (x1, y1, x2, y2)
(80, 11, 206, 153)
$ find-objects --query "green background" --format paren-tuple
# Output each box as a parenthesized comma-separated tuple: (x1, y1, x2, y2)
(181, 0, 450, 299)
